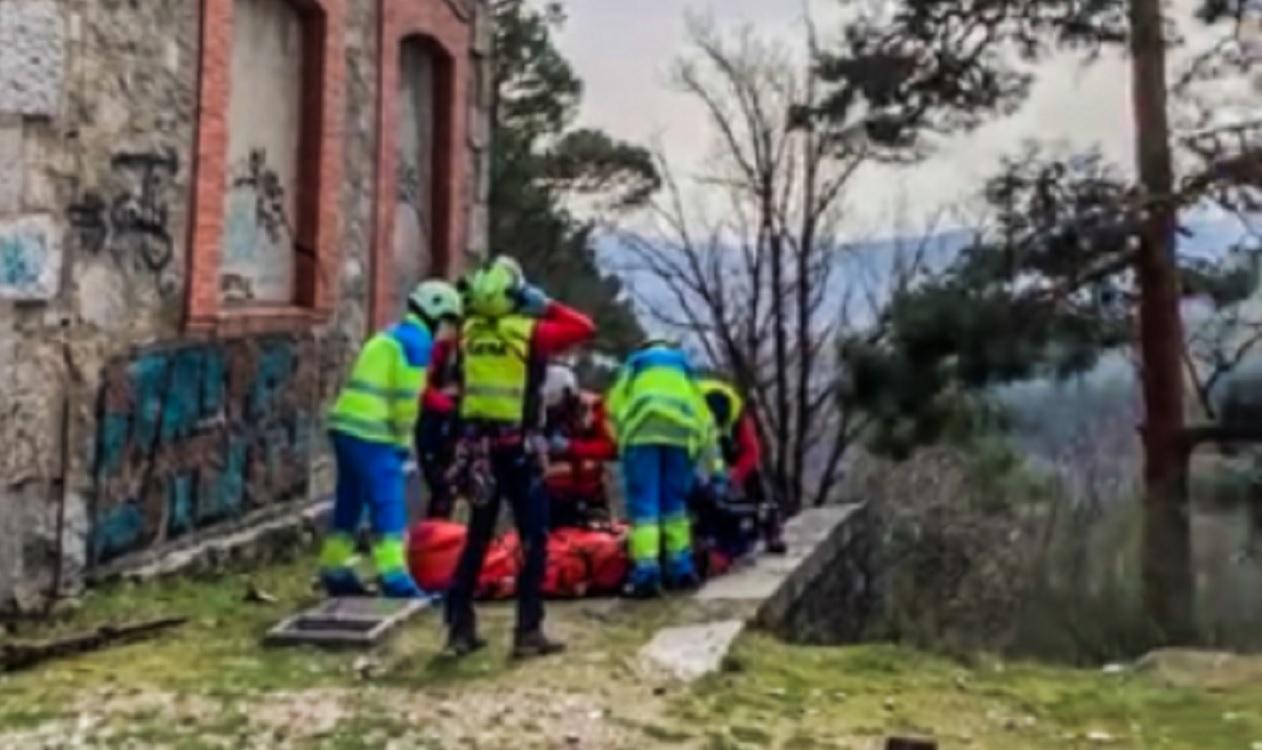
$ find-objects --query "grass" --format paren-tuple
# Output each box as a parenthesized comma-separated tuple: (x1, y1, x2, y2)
(2, 555, 1260, 748)
(679, 636, 1262, 749)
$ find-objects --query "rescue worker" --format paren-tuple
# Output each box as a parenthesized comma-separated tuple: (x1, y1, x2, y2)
(445, 257, 595, 659)
(322, 279, 464, 598)
(698, 378, 786, 556)
(540, 364, 618, 529)
(607, 339, 722, 597)
(415, 335, 460, 519)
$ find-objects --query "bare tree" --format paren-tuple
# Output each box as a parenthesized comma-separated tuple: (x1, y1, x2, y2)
(614, 18, 872, 512)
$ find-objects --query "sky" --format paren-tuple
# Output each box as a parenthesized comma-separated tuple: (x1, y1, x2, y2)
(554, 0, 1255, 236)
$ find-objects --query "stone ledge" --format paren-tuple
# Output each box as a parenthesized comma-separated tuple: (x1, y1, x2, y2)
(87, 500, 332, 585)
(638, 503, 867, 682)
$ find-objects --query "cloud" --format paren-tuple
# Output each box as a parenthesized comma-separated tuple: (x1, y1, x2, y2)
(555, 0, 1235, 230)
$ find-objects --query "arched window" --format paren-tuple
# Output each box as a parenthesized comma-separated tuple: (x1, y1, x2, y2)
(373, 0, 470, 328)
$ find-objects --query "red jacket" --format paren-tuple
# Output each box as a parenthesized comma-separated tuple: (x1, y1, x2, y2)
(532, 301, 596, 357)
(545, 394, 616, 498)
(727, 412, 762, 487)
(421, 337, 458, 415)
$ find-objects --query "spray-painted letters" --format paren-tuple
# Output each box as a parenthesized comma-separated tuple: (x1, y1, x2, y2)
(91, 334, 321, 566)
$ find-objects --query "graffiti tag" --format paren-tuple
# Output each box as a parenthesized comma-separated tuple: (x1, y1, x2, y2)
(67, 148, 180, 278)
(90, 334, 324, 566)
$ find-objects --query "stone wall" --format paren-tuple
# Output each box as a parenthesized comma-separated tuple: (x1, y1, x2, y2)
(752, 503, 882, 645)
(0, 0, 492, 613)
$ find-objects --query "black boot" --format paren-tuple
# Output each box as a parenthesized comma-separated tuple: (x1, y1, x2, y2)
(444, 628, 488, 658)
(511, 630, 566, 660)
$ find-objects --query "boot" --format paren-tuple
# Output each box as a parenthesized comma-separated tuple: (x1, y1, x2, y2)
(378, 570, 435, 601)
(665, 552, 700, 591)
(511, 630, 566, 660)
(622, 563, 663, 599)
(320, 567, 370, 597)
(444, 628, 488, 657)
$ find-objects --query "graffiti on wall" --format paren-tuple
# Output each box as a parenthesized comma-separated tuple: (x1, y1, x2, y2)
(90, 334, 322, 566)
(0, 214, 61, 300)
(221, 148, 295, 304)
(67, 149, 180, 293)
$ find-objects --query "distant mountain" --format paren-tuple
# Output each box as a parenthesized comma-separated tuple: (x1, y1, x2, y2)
(597, 215, 1254, 333)
(595, 215, 1254, 487)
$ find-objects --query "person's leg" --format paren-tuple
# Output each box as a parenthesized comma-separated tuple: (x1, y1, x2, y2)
(444, 487, 501, 654)
(320, 433, 369, 596)
(623, 444, 664, 596)
(661, 445, 699, 588)
(418, 414, 456, 519)
(748, 471, 787, 554)
(502, 450, 564, 657)
(362, 442, 427, 598)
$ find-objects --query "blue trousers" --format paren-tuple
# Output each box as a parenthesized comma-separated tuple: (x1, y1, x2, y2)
(330, 432, 407, 538)
(623, 444, 694, 576)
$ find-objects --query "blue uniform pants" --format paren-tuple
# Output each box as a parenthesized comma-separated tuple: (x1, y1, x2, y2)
(623, 444, 695, 582)
(329, 432, 407, 540)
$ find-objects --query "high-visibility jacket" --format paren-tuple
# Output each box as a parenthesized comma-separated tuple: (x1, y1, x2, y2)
(328, 316, 433, 448)
(700, 378, 762, 486)
(461, 314, 538, 425)
(606, 348, 720, 464)
(699, 379, 744, 432)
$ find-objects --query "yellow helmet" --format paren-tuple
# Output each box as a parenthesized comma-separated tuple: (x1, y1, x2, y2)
(465, 259, 520, 318)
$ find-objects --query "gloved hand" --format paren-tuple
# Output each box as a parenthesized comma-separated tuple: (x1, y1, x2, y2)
(548, 434, 571, 455)
(515, 283, 550, 317)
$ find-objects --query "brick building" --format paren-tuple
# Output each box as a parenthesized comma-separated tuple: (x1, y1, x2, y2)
(0, 0, 493, 611)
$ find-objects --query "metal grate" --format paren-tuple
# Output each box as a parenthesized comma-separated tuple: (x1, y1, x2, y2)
(264, 597, 429, 648)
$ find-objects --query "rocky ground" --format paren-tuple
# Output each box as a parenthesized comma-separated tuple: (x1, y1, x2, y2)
(2, 556, 1260, 749)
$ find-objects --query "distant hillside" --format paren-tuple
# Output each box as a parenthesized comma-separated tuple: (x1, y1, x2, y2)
(596, 215, 1254, 489)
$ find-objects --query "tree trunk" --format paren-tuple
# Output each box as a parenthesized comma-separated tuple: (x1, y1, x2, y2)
(1128, 0, 1195, 643)
(767, 190, 792, 513)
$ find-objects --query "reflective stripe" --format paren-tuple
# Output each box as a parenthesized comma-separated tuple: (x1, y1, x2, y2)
(622, 394, 697, 427)
(464, 384, 526, 399)
(320, 533, 357, 569)
(346, 379, 418, 401)
(629, 523, 661, 563)
(373, 537, 407, 574)
(328, 413, 407, 444)
(627, 423, 697, 445)
(662, 515, 692, 555)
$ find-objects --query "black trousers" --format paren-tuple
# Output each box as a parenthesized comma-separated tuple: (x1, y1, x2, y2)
(445, 446, 549, 636)
(415, 412, 457, 519)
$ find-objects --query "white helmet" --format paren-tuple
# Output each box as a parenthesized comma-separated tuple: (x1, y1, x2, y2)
(408, 279, 463, 323)
(541, 364, 579, 410)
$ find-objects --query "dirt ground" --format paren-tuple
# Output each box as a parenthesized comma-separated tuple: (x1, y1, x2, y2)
(2, 556, 1260, 749)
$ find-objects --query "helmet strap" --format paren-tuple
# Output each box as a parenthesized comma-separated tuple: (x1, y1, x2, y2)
(407, 300, 438, 331)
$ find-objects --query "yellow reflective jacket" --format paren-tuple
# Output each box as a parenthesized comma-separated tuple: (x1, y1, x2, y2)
(328, 316, 432, 448)
(461, 314, 538, 425)
(606, 347, 721, 468)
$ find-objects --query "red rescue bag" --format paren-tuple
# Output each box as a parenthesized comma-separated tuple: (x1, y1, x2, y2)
(407, 520, 519, 598)
(541, 525, 630, 598)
